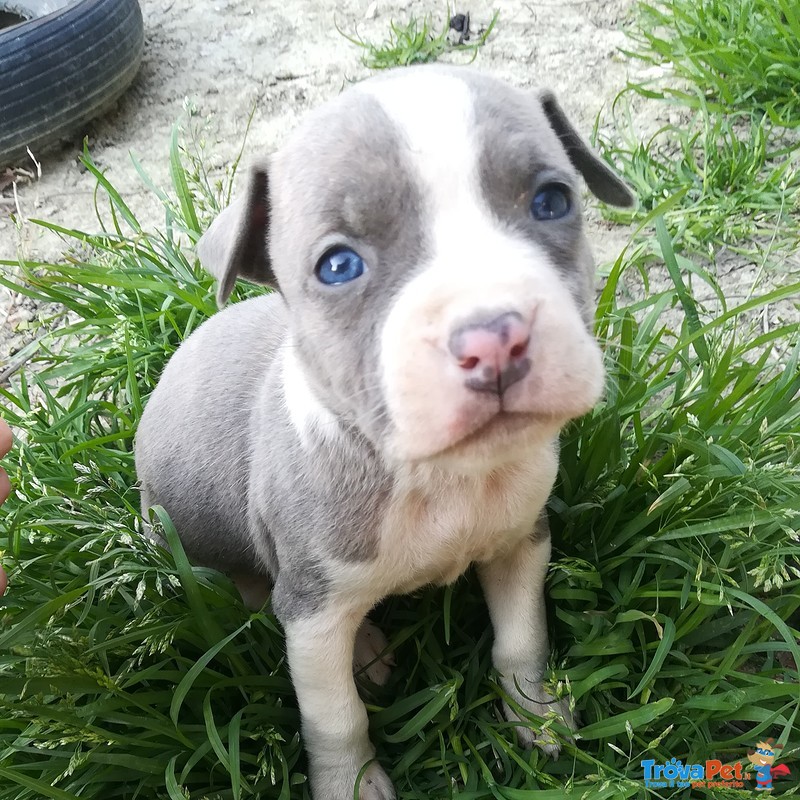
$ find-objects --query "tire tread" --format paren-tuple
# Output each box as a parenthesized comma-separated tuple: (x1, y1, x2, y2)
(0, 0, 144, 166)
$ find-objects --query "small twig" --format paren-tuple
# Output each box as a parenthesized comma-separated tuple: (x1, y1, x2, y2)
(0, 333, 50, 384)
(26, 147, 42, 180)
(11, 180, 23, 219)
(273, 72, 310, 81)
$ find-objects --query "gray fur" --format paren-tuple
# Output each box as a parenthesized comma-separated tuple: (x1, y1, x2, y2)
(538, 89, 635, 208)
(464, 70, 632, 323)
(136, 294, 284, 578)
(249, 376, 394, 584)
(134, 65, 634, 800)
(266, 90, 430, 449)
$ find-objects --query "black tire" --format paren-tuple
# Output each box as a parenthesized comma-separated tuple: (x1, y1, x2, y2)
(0, 0, 144, 167)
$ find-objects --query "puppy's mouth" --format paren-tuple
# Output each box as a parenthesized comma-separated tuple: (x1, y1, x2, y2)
(442, 408, 558, 456)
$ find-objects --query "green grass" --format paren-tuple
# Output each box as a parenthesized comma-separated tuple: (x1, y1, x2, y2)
(1, 1, 800, 797)
(625, 0, 800, 126)
(340, 10, 498, 70)
(596, 102, 800, 258)
(596, 0, 800, 270)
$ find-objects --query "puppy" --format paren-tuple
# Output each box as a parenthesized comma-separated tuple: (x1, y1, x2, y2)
(134, 65, 634, 799)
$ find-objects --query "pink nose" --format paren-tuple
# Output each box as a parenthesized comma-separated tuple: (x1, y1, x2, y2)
(448, 311, 531, 394)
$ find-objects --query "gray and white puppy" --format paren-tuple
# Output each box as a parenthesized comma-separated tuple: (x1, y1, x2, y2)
(135, 65, 634, 800)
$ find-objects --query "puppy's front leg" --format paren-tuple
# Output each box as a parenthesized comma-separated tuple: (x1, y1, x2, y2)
(477, 519, 575, 755)
(283, 606, 396, 800)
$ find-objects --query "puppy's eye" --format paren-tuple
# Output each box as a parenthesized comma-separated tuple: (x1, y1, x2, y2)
(315, 247, 366, 285)
(530, 184, 571, 221)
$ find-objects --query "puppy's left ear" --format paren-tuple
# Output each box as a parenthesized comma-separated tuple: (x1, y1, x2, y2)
(538, 90, 636, 209)
(196, 163, 275, 307)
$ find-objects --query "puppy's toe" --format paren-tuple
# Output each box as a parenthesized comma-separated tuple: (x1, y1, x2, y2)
(508, 708, 561, 756)
(359, 762, 396, 800)
(534, 736, 562, 759)
(353, 619, 394, 686)
(502, 692, 575, 756)
(312, 761, 395, 800)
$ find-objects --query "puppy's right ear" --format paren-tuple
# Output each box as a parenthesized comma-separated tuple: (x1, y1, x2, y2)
(538, 90, 636, 209)
(196, 164, 274, 306)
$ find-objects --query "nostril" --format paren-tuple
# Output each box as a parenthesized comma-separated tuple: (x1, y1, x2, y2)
(449, 311, 532, 382)
(509, 338, 529, 359)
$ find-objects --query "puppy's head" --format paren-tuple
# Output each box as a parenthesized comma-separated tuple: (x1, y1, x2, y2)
(198, 66, 634, 468)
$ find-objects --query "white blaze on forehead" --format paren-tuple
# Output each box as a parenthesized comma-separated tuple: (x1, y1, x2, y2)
(361, 70, 553, 296)
(360, 72, 480, 220)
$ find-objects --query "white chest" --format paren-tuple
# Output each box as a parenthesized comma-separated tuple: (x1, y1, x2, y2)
(331, 445, 558, 608)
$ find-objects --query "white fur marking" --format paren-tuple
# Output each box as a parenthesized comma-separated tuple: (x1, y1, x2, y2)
(361, 72, 480, 236)
(326, 440, 559, 606)
(282, 346, 341, 448)
(478, 535, 576, 753)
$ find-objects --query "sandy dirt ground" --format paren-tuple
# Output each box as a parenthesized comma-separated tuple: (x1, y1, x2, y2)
(0, 0, 648, 368)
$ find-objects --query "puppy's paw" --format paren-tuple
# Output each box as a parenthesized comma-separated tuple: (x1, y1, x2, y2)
(353, 619, 395, 686)
(359, 762, 397, 800)
(311, 761, 396, 800)
(501, 686, 576, 757)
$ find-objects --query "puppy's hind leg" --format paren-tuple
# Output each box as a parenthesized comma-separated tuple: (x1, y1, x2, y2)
(353, 618, 395, 687)
(278, 592, 396, 800)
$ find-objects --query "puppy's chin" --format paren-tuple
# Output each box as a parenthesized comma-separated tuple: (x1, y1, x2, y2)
(385, 408, 565, 472)
(438, 411, 566, 472)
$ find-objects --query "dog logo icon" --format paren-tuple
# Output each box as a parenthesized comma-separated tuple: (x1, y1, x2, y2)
(747, 739, 791, 791)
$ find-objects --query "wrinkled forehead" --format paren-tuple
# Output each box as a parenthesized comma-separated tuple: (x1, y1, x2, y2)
(270, 69, 576, 243)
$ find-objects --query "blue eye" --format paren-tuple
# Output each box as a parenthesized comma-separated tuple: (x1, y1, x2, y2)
(315, 247, 366, 285)
(530, 184, 571, 220)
